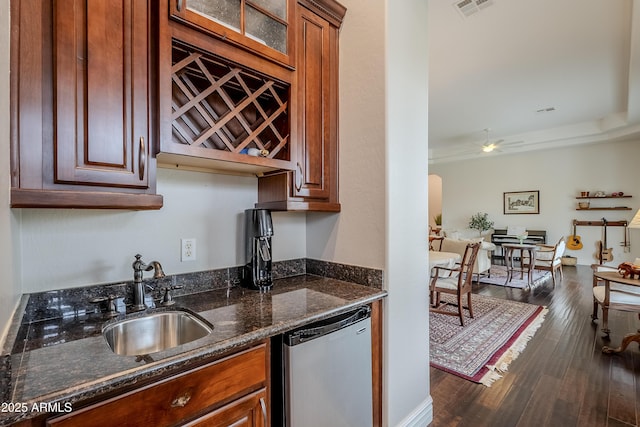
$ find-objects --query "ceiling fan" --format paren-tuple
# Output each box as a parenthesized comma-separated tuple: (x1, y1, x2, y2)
(430, 129, 530, 162)
(480, 128, 503, 153)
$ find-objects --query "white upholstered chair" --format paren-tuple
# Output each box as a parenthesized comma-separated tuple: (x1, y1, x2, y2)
(439, 238, 495, 281)
(429, 242, 481, 326)
(523, 237, 566, 286)
(591, 263, 640, 338)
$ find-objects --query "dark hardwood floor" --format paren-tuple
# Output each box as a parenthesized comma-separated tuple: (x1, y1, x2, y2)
(430, 264, 640, 427)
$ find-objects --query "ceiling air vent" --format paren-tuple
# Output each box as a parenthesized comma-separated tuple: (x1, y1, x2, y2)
(454, 0, 495, 18)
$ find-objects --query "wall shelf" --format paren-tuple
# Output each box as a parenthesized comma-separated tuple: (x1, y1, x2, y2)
(576, 195, 631, 199)
(575, 195, 632, 210)
(576, 207, 632, 211)
(573, 220, 628, 227)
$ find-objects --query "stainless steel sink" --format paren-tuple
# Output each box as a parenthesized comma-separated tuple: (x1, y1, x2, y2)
(103, 310, 213, 356)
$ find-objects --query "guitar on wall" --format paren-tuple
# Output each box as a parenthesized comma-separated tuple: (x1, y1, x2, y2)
(597, 218, 614, 263)
(567, 220, 583, 250)
(621, 222, 630, 253)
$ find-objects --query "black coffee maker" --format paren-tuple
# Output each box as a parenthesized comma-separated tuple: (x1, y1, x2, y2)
(242, 209, 273, 290)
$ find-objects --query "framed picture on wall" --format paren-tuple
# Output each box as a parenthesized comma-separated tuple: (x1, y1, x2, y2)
(504, 190, 539, 214)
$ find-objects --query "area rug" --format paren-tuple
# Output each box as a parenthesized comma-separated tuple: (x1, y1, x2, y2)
(477, 264, 551, 289)
(429, 293, 547, 386)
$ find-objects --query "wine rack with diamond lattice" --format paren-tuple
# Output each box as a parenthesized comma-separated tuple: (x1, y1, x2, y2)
(158, 40, 295, 173)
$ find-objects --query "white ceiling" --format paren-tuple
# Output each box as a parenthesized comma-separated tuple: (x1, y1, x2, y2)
(428, 0, 640, 163)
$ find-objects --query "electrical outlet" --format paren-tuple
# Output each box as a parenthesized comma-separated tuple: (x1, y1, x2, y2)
(181, 238, 196, 261)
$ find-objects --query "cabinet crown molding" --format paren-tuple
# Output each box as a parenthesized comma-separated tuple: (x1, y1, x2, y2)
(299, 0, 347, 27)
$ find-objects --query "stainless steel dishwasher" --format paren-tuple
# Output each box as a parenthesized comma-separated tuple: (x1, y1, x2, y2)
(276, 305, 373, 427)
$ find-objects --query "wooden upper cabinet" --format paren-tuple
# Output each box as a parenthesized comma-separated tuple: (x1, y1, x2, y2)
(157, 0, 297, 174)
(256, 0, 345, 212)
(168, 0, 295, 67)
(53, 0, 150, 189)
(293, 8, 331, 200)
(10, 0, 162, 209)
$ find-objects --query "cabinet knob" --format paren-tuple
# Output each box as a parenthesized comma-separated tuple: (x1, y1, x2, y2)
(171, 390, 192, 408)
(139, 137, 146, 181)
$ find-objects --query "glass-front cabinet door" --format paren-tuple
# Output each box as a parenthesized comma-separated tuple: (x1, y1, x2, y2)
(170, 0, 293, 65)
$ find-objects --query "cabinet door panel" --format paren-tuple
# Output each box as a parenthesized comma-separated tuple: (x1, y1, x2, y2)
(294, 10, 331, 199)
(170, 0, 293, 65)
(85, 2, 125, 167)
(54, 0, 149, 188)
(182, 389, 267, 427)
(255, 1, 344, 211)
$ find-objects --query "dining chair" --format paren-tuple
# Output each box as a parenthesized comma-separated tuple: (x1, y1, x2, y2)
(429, 242, 481, 326)
(429, 235, 444, 251)
(523, 236, 566, 286)
(591, 263, 640, 338)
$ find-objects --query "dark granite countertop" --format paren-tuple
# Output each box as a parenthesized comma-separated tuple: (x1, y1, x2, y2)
(0, 274, 386, 426)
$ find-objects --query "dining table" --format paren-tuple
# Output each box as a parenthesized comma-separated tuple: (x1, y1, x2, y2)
(503, 243, 538, 288)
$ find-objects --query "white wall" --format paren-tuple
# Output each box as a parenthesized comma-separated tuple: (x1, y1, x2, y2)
(306, 0, 386, 269)
(0, 0, 21, 348)
(385, 2, 432, 426)
(430, 140, 640, 265)
(307, 1, 432, 425)
(18, 168, 306, 292)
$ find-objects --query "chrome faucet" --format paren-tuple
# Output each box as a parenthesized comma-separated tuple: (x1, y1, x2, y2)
(131, 254, 165, 311)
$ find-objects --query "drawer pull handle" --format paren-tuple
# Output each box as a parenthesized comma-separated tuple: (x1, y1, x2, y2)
(295, 162, 303, 192)
(171, 391, 192, 408)
(259, 397, 268, 427)
(139, 136, 146, 181)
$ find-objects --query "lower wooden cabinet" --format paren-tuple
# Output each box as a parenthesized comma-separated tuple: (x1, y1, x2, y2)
(182, 388, 267, 427)
(46, 343, 268, 427)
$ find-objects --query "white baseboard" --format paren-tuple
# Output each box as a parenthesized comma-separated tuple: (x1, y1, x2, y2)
(395, 395, 433, 427)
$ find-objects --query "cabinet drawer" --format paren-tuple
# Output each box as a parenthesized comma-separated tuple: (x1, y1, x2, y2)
(47, 344, 267, 427)
(182, 388, 267, 427)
